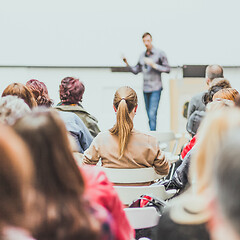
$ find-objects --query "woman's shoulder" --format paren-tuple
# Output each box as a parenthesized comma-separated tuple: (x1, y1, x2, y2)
(131, 129, 158, 144)
(93, 131, 115, 142)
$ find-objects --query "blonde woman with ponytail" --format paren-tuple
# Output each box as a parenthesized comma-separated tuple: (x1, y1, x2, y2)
(83, 86, 169, 176)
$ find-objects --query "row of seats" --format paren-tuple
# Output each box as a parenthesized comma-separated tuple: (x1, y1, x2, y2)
(100, 130, 182, 231)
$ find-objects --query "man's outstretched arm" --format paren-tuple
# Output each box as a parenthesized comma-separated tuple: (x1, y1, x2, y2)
(123, 57, 142, 74)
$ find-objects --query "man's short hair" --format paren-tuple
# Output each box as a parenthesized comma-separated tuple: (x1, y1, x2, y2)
(206, 65, 224, 80)
(142, 32, 152, 39)
(214, 129, 240, 237)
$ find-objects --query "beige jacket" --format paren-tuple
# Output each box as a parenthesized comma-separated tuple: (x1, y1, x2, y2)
(83, 129, 169, 176)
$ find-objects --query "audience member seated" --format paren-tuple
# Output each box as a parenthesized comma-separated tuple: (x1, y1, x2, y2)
(83, 86, 169, 177)
(13, 109, 133, 240)
(162, 99, 234, 193)
(13, 109, 112, 240)
(185, 68, 228, 164)
(186, 110, 205, 138)
(0, 95, 31, 125)
(184, 78, 232, 157)
(187, 64, 224, 119)
(155, 107, 240, 240)
(212, 88, 239, 101)
(209, 129, 240, 240)
(26, 79, 93, 154)
(186, 78, 231, 141)
(183, 96, 235, 161)
(55, 77, 100, 137)
(0, 124, 35, 240)
(2, 83, 37, 109)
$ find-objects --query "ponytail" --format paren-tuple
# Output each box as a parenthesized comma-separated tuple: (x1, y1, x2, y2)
(109, 86, 138, 158)
(110, 99, 133, 158)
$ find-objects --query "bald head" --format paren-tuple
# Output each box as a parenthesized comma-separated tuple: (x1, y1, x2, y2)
(206, 65, 224, 81)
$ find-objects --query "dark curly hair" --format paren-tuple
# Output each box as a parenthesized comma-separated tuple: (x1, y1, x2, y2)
(203, 79, 232, 105)
(26, 79, 53, 107)
(59, 77, 85, 104)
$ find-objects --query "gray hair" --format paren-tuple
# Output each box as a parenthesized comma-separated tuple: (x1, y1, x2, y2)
(205, 65, 224, 80)
(214, 128, 240, 236)
(206, 98, 234, 112)
(0, 95, 31, 125)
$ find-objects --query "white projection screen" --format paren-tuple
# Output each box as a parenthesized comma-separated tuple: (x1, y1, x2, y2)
(1, 0, 240, 67)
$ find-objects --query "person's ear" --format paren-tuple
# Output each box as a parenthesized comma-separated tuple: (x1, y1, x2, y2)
(206, 78, 211, 86)
(113, 105, 117, 113)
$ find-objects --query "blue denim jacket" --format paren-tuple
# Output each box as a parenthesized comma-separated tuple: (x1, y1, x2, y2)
(58, 111, 93, 153)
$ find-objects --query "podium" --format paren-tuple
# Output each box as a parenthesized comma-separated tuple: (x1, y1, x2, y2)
(169, 78, 208, 134)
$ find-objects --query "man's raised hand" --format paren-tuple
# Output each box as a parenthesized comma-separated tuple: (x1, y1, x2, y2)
(122, 55, 129, 66)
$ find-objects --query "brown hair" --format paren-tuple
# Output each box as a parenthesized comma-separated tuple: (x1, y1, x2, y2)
(109, 86, 138, 158)
(0, 124, 33, 231)
(142, 32, 152, 39)
(203, 79, 232, 105)
(210, 78, 231, 88)
(13, 109, 99, 240)
(2, 83, 37, 109)
(213, 88, 239, 101)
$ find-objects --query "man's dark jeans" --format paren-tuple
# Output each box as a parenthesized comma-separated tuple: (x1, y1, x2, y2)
(143, 89, 162, 131)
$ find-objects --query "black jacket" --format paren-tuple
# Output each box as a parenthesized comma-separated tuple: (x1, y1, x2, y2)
(162, 148, 193, 191)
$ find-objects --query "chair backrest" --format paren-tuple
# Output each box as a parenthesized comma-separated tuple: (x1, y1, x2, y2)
(149, 131, 176, 142)
(101, 167, 176, 205)
(114, 185, 176, 205)
(148, 131, 182, 154)
(124, 207, 160, 229)
(102, 167, 164, 184)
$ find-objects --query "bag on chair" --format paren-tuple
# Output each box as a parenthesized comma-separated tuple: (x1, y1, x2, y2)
(129, 195, 166, 215)
(129, 195, 166, 239)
